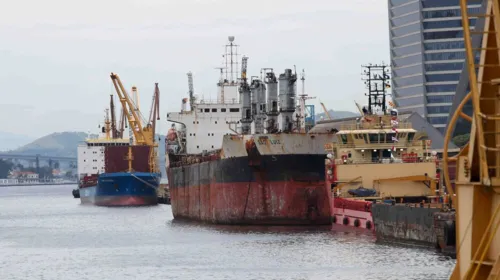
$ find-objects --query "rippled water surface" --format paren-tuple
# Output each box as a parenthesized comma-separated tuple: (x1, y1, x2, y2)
(0, 185, 455, 280)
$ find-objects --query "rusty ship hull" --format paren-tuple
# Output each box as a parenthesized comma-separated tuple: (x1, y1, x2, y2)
(167, 134, 335, 225)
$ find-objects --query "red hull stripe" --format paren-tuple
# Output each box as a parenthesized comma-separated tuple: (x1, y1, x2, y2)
(169, 181, 331, 225)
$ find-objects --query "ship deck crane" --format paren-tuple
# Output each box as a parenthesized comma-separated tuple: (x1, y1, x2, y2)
(443, 1, 500, 279)
(110, 73, 160, 173)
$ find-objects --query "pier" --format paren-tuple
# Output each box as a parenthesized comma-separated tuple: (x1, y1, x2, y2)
(0, 178, 77, 187)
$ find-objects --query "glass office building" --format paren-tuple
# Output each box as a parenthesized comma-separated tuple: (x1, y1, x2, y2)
(388, 0, 483, 134)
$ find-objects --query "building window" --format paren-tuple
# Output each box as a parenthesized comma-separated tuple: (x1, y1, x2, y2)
(428, 116, 448, 125)
(423, 19, 476, 30)
(424, 51, 465, 61)
(425, 62, 464, 72)
(427, 106, 451, 114)
(212, 108, 217, 112)
(427, 95, 454, 103)
(425, 73, 461, 82)
(426, 84, 458, 93)
(423, 30, 464, 40)
(422, 1, 482, 9)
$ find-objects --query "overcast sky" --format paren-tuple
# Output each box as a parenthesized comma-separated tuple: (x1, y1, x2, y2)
(0, 0, 390, 138)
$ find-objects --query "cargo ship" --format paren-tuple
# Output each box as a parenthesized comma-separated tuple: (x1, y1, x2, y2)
(320, 64, 456, 255)
(77, 74, 162, 206)
(165, 36, 335, 225)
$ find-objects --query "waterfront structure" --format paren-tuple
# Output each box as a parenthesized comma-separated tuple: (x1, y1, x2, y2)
(388, 0, 483, 134)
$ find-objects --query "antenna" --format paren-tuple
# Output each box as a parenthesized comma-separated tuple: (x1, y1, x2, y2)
(222, 36, 239, 84)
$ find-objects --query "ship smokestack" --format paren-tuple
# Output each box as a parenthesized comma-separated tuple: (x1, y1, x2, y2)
(264, 69, 278, 134)
(250, 78, 266, 134)
(278, 68, 297, 133)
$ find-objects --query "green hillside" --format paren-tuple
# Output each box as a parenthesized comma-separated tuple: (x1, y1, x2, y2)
(7, 132, 88, 157)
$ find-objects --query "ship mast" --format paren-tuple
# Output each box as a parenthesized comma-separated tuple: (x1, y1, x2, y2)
(297, 69, 316, 133)
(361, 63, 391, 115)
(104, 108, 111, 140)
(110, 94, 117, 139)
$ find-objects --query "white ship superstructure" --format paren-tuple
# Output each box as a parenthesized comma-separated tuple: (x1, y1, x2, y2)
(166, 36, 314, 156)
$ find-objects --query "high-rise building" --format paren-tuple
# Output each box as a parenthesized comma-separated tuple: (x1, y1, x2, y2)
(388, 0, 483, 134)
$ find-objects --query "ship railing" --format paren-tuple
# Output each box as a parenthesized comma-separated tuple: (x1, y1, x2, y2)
(333, 158, 435, 165)
(334, 142, 414, 148)
(339, 121, 413, 130)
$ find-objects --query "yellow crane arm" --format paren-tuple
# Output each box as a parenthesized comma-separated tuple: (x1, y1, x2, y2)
(110, 73, 152, 146)
(319, 101, 331, 120)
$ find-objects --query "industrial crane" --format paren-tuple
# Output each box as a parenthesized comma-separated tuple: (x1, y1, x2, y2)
(443, 1, 500, 279)
(110, 73, 160, 173)
(319, 101, 331, 120)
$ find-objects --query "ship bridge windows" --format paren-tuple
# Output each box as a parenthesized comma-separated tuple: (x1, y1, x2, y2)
(221, 108, 227, 112)
(408, 132, 415, 142)
(212, 108, 217, 112)
(204, 109, 210, 112)
(367, 133, 397, 143)
(229, 108, 239, 112)
(340, 135, 347, 144)
(368, 133, 379, 143)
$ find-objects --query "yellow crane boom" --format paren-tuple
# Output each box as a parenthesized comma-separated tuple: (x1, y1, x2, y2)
(110, 73, 154, 147)
(319, 101, 331, 120)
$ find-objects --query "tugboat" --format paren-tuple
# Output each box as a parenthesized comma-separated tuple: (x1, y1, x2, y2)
(322, 64, 441, 226)
(321, 63, 455, 255)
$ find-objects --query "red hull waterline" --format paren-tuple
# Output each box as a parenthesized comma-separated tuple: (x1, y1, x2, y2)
(81, 196, 157, 206)
(170, 181, 331, 225)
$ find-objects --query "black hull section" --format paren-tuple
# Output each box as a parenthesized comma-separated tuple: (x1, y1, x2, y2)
(167, 154, 331, 225)
(169, 154, 326, 187)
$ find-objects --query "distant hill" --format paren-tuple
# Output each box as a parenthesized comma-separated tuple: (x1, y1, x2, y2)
(315, 109, 358, 121)
(6, 132, 88, 157)
(0, 132, 35, 152)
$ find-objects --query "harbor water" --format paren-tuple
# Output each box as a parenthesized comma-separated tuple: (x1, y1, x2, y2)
(0, 185, 455, 280)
